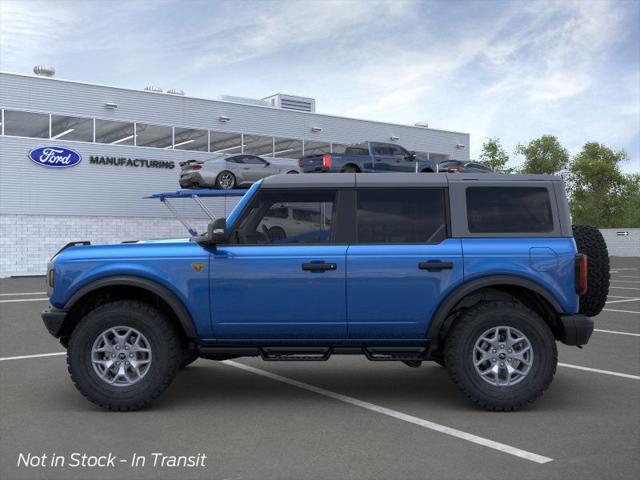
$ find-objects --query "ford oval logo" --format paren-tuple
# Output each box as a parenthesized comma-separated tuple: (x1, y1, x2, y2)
(28, 146, 82, 168)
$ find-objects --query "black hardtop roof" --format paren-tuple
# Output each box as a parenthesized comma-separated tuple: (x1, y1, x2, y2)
(260, 173, 562, 188)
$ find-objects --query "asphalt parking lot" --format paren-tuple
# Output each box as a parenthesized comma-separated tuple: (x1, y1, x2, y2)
(1, 258, 638, 480)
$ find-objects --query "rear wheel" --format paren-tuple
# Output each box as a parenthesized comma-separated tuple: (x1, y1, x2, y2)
(67, 300, 182, 411)
(215, 171, 236, 190)
(444, 301, 556, 411)
(287, 170, 299, 174)
(341, 165, 359, 173)
(572, 224, 609, 317)
(268, 226, 286, 242)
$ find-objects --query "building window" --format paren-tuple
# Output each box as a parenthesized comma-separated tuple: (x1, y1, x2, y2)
(51, 114, 94, 142)
(303, 140, 331, 156)
(466, 187, 553, 233)
(135, 123, 173, 149)
(244, 134, 274, 157)
(3, 110, 49, 138)
(273, 137, 303, 159)
(95, 119, 135, 145)
(210, 131, 243, 154)
(331, 144, 347, 154)
(173, 127, 208, 151)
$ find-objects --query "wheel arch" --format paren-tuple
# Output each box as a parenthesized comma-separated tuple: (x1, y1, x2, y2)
(61, 275, 198, 343)
(341, 163, 361, 172)
(427, 275, 563, 346)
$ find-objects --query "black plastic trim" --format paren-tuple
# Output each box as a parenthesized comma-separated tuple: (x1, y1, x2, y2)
(559, 314, 594, 346)
(64, 276, 198, 339)
(426, 275, 564, 341)
(41, 306, 67, 337)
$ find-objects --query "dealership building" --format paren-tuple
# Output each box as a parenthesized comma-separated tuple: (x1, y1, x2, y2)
(0, 69, 470, 277)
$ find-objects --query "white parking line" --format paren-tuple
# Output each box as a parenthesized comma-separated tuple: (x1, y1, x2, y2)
(0, 292, 47, 296)
(223, 360, 553, 464)
(610, 280, 640, 284)
(605, 298, 640, 304)
(603, 308, 640, 315)
(609, 286, 640, 291)
(558, 363, 640, 380)
(0, 352, 65, 362)
(616, 275, 640, 279)
(594, 328, 640, 337)
(0, 297, 49, 303)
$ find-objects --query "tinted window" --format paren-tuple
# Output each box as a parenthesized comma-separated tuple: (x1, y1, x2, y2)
(243, 155, 266, 165)
(4, 110, 49, 138)
(227, 156, 244, 164)
(51, 114, 93, 142)
(95, 119, 134, 145)
(236, 190, 335, 244)
(466, 187, 553, 233)
(136, 123, 172, 148)
(356, 189, 447, 243)
(345, 143, 369, 155)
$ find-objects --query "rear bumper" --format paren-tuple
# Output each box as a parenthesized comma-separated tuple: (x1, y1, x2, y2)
(42, 306, 67, 338)
(558, 314, 594, 346)
(179, 172, 208, 188)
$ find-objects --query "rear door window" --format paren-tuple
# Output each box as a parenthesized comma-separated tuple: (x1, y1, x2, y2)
(466, 187, 553, 233)
(355, 189, 447, 243)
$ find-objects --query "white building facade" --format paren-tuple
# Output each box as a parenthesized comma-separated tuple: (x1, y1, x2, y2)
(0, 72, 471, 277)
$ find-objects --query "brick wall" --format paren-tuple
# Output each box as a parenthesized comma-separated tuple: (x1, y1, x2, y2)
(0, 214, 209, 277)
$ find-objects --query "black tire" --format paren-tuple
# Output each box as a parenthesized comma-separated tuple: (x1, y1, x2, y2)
(67, 300, 182, 411)
(287, 170, 299, 174)
(444, 301, 557, 411)
(215, 171, 236, 190)
(180, 347, 199, 369)
(268, 226, 286, 242)
(341, 164, 359, 173)
(572, 224, 609, 317)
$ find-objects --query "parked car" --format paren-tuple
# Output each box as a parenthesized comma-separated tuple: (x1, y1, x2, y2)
(439, 159, 493, 173)
(42, 173, 609, 411)
(179, 154, 300, 189)
(298, 141, 438, 173)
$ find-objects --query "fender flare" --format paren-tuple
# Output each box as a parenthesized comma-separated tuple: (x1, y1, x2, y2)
(427, 275, 563, 341)
(64, 275, 198, 339)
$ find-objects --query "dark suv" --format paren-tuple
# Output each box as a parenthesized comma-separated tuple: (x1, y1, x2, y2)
(42, 173, 609, 411)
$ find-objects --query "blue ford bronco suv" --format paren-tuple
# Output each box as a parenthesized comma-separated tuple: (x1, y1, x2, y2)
(42, 173, 609, 411)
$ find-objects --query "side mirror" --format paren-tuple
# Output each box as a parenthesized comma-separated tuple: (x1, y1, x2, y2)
(195, 218, 229, 245)
(405, 151, 416, 160)
(208, 218, 230, 244)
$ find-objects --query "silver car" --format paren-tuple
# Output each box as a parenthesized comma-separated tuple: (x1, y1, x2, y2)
(179, 154, 300, 190)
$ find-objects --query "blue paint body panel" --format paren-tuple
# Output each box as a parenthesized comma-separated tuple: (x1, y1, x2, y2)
(210, 245, 348, 340)
(50, 241, 214, 338)
(346, 240, 464, 339)
(462, 238, 578, 314)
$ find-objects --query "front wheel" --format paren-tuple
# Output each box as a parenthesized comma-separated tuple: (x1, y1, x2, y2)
(67, 300, 182, 411)
(444, 302, 557, 411)
(215, 171, 236, 190)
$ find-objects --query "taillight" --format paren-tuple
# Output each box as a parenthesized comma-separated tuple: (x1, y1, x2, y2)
(576, 254, 588, 295)
(447, 167, 463, 173)
(322, 154, 331, 170)
(297, 159, 302, 167)
(192, 165, 202, 171)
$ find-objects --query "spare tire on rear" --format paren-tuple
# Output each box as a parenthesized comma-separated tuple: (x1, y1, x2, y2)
(572, 224, 609, 317)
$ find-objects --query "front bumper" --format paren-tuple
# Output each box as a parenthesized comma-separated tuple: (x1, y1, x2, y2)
(558, 314, 594, 346)
(42, 306, 68, 338)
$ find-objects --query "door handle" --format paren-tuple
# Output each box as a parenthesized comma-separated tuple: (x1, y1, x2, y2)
(302, 262, 337, 271)
(418, 261, 453, 270)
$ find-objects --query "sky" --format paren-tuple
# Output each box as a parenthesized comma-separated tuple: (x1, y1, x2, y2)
(1, 0, 638, 172)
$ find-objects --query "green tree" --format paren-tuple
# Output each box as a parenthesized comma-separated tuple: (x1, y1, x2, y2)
(618, 174, 640, 228)
(479, 137, 512, 173)
(567, 142, 632, 227)
(516, 135, 569, 174)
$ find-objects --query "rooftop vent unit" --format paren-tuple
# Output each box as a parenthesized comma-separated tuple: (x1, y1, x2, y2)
(144, 85, 163, 93)
(167, 88, 185, 96)
(262, 94, 316, 113)
(414, 122, 429, 128)
(216, 95, 270, 107)
(33, 65, 55, 77)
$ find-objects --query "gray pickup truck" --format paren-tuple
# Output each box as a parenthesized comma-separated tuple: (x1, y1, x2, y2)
(298, 141, 438, 173)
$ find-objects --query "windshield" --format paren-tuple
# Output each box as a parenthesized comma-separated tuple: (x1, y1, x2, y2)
(226, 180, 262, 228)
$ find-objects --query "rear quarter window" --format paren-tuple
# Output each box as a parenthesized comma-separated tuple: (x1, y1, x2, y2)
(466, 187, 553, 233)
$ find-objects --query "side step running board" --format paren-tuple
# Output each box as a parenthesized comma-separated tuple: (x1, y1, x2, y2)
(363, 347, 428, 362)
(260, 347, 332, 361)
